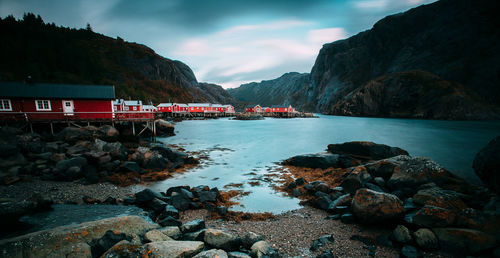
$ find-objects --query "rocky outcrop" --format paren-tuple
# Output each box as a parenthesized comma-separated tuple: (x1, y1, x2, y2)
(282, 153, 356, 169)
(473, 136, 500, 194)
(0, 216, 158, 258)
(327, 141, 408, 160)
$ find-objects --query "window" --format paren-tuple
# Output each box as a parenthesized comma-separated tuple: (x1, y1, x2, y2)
(65, 102, 71, 107)
(35, 100, 51, 111)
(0, 99, 12, 111)
(133, 106, 137, 111)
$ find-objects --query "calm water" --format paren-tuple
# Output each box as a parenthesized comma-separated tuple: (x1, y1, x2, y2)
(143, 115, 500, 214)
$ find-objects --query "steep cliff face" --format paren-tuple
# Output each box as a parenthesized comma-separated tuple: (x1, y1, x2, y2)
(332, 70, 497, 119)
(227, 72, 312, 110)
(196, 83, 239, 105)
(0, 14, 232, 104)
(229, 0, 499, 119)
(309, 0, 499, 116)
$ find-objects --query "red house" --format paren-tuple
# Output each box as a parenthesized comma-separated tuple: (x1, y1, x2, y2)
(271, 105, 293, 113)
(262, 107, 271, 113)
(188, 103, 211, 113)
(245, 104, 262, 113)
(224, 105, 235, 114)
(0, 82, 114, 121)
(157, 103, 174, 113)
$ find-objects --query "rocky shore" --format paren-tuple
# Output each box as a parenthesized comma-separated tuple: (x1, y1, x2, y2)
(278, 140, 500, 257)
(0, 120, 499, 257)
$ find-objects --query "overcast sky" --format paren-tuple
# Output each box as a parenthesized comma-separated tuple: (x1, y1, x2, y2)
(0, 0, 436, 88)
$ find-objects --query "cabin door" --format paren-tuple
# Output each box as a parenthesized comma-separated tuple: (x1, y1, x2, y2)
(62, 100, 74, 116)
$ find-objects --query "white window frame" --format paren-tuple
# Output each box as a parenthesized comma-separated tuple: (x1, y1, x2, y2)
(0, 99, 12, 111)
(35, 100, 51, 111)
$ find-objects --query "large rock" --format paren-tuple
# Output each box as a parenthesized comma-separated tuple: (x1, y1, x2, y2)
(0, 216, 158, 258)
(96, 125, 119, 142)
(392, 225, 412, 243)
(158, 226, 182, 240)
(432, 228, 496, 254)
(412, 205, 456, 227)
(412, 187, 467, 211)
(181, 219, 206, 233)
(352, 188, 404, 223)
(282, 153, 356, 169)
(101, 243, 144, 258)
(385, 156, 464, 191)
(473, 136, 500, 193)
(340, 166, 372, 194)
(155, 119, 175, 136)
(55, 156, 87, 171)
(130, 147, 168, 170)
(134, 188, 163, 204)
(89, 229, 132, 257)
(327, 141, 408, 160)
(144, 240, 204, 258)
(204, 229, 241, 251)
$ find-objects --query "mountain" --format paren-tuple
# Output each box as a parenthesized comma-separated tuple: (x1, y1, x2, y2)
(228, 0, 500, 119)
(0, 13, 237, 105)
(195, 83, 241, 105)
(226, 72, 311, 109)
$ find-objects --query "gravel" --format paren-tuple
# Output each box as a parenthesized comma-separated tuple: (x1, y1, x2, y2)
(0, 179, 133, 204)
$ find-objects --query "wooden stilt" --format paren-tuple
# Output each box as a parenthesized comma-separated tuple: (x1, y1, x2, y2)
(29, 122, 33, 134)
(132, 122, 135, 135)
(50, 122, 54, 135)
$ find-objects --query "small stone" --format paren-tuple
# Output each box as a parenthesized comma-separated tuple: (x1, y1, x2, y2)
(392, 225, 412, 243)
(295, 177, 306, 186)
(181, 219, 206, 233)
(412, 228, 438, 250)
(158, 216, 181, 227)
(144, 240, 204, 257)
(158, 226, 182, 240)
(228, 251, 251, 258)
(250, 241, 279, 258)
(194, 249, 228, 258)
(204, 228, 241, 251)
(184, 229, 206, 241)
(400, 245, 422, 258)
(292, 188, 301, 197)
(241, 232, 264, 249)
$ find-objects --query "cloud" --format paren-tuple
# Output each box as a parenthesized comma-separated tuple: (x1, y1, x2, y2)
(308, 28, 347, 45)
(353, 0, 389, 10)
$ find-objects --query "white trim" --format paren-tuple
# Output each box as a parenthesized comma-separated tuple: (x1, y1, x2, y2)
(0, 99, 12, 111)
(35, 100, 51, 111)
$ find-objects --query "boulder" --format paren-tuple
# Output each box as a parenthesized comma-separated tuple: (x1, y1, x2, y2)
(159, 205, 179, 219)
(228, 252, 251, 258)
(316, 196, 332, 210)
(327, 141, 408, 160)
(158, 226, 182, 240)
(55, 157, 87, 171)
(385, 156, 468, 192)
(120, 161, 140, 173)
(351, 188, 404, 223)
(432, 228, 496, 254)
(392, 225, 412, 243)
(131, 147, 168, 170)
(89, 230, 132, 257)
(304, 181, 330, 193)
(0, 216, 158, 258)
(241, 232, 264, 249)
(171, 193, 192, 211)
(181, 219, 206, 233)
(473, 136, 500, 193)
(97, 125, 119, 142)
(101, 243, 144, 258)
(250, 241, 279, 258)
(0, 144, 19, 158)
(365, 160, 399, 180)
(327, 194, 352, 214)
(412, 187, 467, 211)
(144, 240, 204, 258)
(158, 216, 182, 227)
(194, 249, 228, 258)
(134, 188, 163, 204)
(412, 205, 456, 227)
(340, 166, 372, 194)
(16, 133, 45, 154)
(204, 228, 241, 251)
(144, 229, 172, 243)
(282, 153, 356, 169)
(184, 229, 206, 241)
(413, 228, 438, 250)
(155, 119, 175, 136)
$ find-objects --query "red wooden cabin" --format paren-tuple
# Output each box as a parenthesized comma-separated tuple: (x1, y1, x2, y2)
(262, 107, 271, 113)
(188, 103, 212, 113)
(114, 99, 154, 120)
(245, 104, 262, 113)
(0, 82, 115, 121)
(224, 105, 235, 114)
(157, 103, 174, 113)
(271, 105, 293, 113)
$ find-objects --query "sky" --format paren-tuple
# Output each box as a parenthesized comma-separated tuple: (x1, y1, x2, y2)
(0, 0, 436, 88)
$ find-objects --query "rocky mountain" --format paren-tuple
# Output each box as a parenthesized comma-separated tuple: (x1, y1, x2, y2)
(0, 13, 237, 105)
(228, 0, 500, 119)
(196, 83, 241, 106)
(227, 72, 311, 110)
